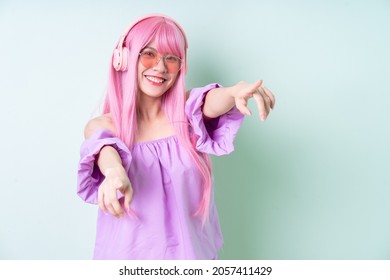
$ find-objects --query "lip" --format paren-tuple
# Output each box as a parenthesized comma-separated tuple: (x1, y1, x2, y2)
(144, 75, 166, 86)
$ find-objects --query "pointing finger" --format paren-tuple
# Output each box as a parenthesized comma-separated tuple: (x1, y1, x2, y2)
(98, 186, 107, 215)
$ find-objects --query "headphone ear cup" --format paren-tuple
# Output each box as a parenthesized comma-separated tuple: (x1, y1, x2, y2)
(120, 47, 129, 71)
(112, 47, 129, 71)
(112, 48, 122, 71)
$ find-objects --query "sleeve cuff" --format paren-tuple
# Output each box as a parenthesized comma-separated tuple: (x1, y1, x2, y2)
(77, 129, 132, 204)
(185, 84, 244, 156)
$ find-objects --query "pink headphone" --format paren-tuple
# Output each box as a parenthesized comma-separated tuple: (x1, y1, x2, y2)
(112, 14, 188, 72)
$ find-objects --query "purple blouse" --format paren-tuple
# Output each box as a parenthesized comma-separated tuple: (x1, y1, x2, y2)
(77, 84, 244, 259)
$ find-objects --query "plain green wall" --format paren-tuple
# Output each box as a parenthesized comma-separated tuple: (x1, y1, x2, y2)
(0, 0, 389, 259)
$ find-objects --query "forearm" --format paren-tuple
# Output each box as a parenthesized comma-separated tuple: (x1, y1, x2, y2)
(202, 85, 236, 118)
(97, 146, 123, 176)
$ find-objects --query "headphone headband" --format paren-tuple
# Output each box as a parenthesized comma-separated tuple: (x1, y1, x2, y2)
(112, 14, 188, 71)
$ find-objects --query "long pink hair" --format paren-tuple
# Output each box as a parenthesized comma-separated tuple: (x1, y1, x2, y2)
(102, 16, 212, 222)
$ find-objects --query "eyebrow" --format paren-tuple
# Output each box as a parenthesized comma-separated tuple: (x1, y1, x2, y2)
(141, 46, 158, 52)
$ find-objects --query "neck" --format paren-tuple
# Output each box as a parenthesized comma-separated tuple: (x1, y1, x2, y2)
(137, 93, 164, 122)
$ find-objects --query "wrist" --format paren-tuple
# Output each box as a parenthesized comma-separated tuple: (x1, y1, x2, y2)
(227, 84, 238, 99)
(103, 165, 125, 177)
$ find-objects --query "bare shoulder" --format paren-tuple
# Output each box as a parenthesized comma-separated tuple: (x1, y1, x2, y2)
(84, 113, 116, 139)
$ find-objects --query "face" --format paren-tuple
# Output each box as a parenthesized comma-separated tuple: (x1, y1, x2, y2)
(137, 41, 181, 99)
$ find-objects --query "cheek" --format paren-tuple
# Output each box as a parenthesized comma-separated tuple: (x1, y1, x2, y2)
(168, 73, 179, 87)
(137, 64, 142, 78)
(137, 65, 145, 87)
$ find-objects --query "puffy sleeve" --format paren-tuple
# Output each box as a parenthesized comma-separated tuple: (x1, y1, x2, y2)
(185, 83, 244, 156)
(77, 129, 132, 204)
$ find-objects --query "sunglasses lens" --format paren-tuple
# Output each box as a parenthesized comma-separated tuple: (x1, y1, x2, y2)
(139, 51, 155, 68)
(164, 55, 181, 73)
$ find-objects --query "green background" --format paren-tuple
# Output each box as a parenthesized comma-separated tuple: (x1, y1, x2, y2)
(0, 0, 389, 259)
(186, 0, 390, 259)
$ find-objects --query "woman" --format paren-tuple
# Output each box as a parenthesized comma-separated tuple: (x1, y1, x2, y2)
(77, 14, 275, 259)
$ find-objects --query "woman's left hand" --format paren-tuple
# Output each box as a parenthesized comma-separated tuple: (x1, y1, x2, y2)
(232, 80, 275, 121)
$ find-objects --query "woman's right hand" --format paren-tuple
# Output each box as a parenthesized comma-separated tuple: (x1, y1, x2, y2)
(98, 164, 133, 218)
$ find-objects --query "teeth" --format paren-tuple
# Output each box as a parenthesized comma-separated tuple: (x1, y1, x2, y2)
(146, 76, 164, 83)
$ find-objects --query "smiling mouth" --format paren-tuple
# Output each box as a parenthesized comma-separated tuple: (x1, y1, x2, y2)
(145, 75, 166, 84)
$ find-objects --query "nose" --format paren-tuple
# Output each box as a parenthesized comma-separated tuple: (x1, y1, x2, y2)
(153, 56, 167, 72)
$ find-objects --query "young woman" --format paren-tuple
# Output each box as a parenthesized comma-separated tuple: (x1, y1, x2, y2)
(77, 14, 275, 259)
